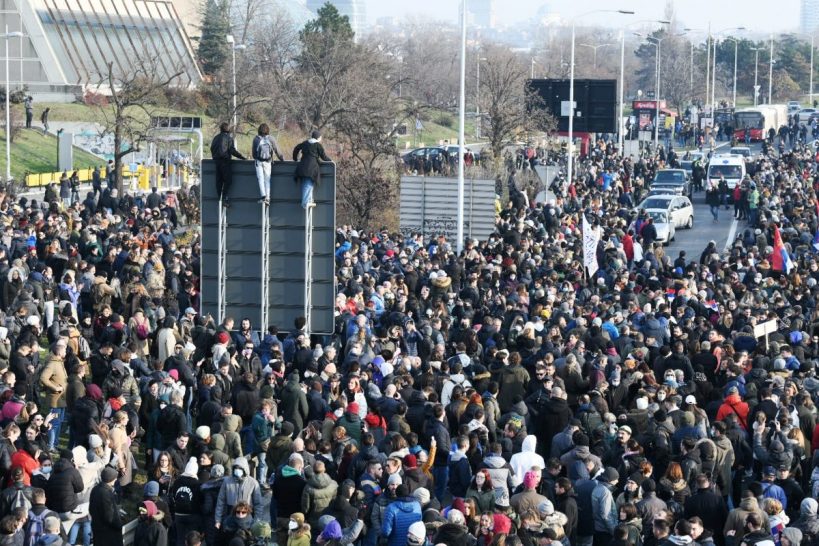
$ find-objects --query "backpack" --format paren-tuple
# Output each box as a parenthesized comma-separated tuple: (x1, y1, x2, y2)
(24, 508, 46, 546)
(12, 488, 32, 513)
(257, 137, 272, 162)
(77, 336, 91, 361)
(135, 322, 150, 341)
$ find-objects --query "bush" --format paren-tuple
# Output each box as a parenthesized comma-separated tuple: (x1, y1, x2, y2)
(83, 90, 109, 107)
(433, 113, 453, 128)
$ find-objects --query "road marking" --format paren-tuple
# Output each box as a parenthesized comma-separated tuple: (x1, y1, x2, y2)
(724, 217, 739, 252)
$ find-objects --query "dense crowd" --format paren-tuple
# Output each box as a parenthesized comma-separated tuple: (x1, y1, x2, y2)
(0, 125, 819, 546)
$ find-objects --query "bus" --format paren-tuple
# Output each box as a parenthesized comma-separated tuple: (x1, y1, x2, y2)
(733, 104, 788, 141)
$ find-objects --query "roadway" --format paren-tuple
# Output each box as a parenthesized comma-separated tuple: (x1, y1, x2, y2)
(664, 140, 765, 260)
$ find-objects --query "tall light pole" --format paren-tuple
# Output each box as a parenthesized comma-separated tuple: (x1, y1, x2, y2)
(750, 47, 762, 105)
(226, 35, 245, 130)
(769, 34, 774, 104)
(578, 42, 613, 71)
(811, 34, 815, 106)
(3, 27, 23, 182)
(531, 57, 539, 79)
(725, 37, 739, 107)
(456, 0, 466, 253)
(620, 20, 671, 153)
(476, 56, 486, 139)
(567, 9, 633, 188)
(710, 28, 744, 110)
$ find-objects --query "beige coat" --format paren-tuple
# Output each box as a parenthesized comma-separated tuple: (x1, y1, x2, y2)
(39, 353, 68, 411)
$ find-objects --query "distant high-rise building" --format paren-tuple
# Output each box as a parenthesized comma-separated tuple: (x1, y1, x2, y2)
(469, 0, 496, 28)
(306, 0, 367, 36)
(802, 0, 819, 33)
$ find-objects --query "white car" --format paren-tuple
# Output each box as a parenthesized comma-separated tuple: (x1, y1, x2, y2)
(635, 195, 695, 244)
(798, 108, 817, 123)
(788, 101, 801, 114)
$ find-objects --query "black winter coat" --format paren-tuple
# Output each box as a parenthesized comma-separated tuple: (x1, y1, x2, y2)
(68, 397, 100, 447)
(293, 139, 331, 185)
(89, 483, 122, 546)
(157, 405, 187, 449)
(133, 518, 168, 546)
(45, 459, 84, 513)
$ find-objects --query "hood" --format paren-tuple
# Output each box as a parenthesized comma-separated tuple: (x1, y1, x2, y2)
(395, 499, 419, 513)
(281, 465, 301, 478)
(232, 457, 250, 476)
(211, 434, 226, 451)
(449, 373, 467, 385)
(483, 455, 507, 469)
(668, 535, 693, 546)
(724, 394, 744, 405)
(450, 450, 468, 462)
(522, 435, 537, 453)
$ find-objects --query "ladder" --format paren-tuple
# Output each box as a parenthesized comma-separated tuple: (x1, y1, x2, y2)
(304, 204, 314, 337)
(217, 198, 227, 323)
(260, 201, 270, 332)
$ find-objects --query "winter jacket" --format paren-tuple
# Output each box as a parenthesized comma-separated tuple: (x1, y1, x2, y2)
(44, 459, 84, 513)
(293, 139, 331, 185)
(281, 377, 309, 432)
(448, 451, 472, 498)
(724, 497, 770, 542)
(716, 394, 750, 430)
(496, 365, 530, 413)
(381, 497, 422, 546)
(214, 458, 263, 524)
(301, 470, 338, 526)
(38, 354, 67, 411)
(133, 517, 168, 546)
(272, 464, 307, 519)
(510, 435, 546, 487)
(168, 474, 202, 516)
(479, 454, 515, 497)
(591, 481, 617, 534)
(89, 482, 122, 546)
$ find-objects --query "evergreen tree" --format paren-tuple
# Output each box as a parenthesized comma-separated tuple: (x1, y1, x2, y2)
(198, 0, 231, 76)
(299, 2, 354, 69)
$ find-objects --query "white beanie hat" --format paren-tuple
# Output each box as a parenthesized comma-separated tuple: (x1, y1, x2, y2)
(183, 457, 199, 478)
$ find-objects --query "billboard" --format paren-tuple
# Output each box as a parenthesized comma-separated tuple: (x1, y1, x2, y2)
(400, 176, 496, 243)
(529, 79, 617, 133)
(200, 160, 336, 334)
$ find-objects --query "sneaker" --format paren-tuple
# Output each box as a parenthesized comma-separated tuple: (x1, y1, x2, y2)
(264, 197, 270, 205)
(307, 201, 316, 208)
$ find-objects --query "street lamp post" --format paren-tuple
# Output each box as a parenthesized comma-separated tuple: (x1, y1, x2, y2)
(531, 57, 539, 79)
(578, 43, 613, 71)
(3, 27, 24, 182)
(725, 37, 739, 107)
(226, 35, 246, 130)
(810, 34, 815, 106)
(769, 34, 774, 104)
(476, 56, 487, 139)
(457, 0, 466, 253)
(751, 47, 761, 105)
(567, 9, 633, 188)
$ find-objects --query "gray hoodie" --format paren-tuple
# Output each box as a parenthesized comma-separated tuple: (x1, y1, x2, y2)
(214, 457, 263, 524)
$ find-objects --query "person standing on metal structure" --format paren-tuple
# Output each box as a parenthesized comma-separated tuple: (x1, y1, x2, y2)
(252, 123, 284, 204)
(292, 130, 331, 209)
(210, 122, 246, 207)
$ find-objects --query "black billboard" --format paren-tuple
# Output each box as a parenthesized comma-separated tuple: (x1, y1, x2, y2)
(529, 79, 617, 133)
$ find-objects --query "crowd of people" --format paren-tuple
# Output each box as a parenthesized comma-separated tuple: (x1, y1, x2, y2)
(0, 122, 817, 546)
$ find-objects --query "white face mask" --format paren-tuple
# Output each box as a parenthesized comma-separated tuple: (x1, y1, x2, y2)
(289, 520, 299, 531)
(334, 408, 344, 418)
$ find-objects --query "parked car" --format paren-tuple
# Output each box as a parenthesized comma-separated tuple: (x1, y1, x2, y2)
(788, 101, 801, 114)
(401, 146, 451, 169)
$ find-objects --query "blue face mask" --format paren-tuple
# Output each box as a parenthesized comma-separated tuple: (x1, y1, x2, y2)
(40, 466, 52, 474)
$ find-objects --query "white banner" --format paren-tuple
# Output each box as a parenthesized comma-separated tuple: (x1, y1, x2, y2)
(582, 216, 600, 277)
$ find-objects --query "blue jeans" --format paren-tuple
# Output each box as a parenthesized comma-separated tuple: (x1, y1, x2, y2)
(48, 407, 65, 450)
(68, 519, 91, 546)
(431, 465, 449, 501)
(710, 204, 719, 221)
(301, 178, 314, 208)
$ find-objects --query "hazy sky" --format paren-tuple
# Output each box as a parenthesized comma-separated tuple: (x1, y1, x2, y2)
(365, 0, 803, 34)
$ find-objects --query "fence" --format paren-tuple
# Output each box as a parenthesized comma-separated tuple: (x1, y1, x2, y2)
(24, 165, 191, 189)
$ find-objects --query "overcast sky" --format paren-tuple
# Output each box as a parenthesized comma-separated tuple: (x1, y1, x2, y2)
(365, 0, 803, 34)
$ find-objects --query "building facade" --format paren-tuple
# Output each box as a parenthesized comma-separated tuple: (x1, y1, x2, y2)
(801, 0, 819, 34)
(1, 0, 201, 101)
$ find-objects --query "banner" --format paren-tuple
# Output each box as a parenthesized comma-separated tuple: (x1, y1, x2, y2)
(582, 216, 600, 277)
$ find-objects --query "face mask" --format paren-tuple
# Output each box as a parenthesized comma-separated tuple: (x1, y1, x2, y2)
(334, 408, 344, 418)
(40, 466, 52, 474)
(288, 520, 299, 531)
(233, 468, 244, 479)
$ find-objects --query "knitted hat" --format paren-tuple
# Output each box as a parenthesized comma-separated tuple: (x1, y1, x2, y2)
(195, 426, 211, 440)
(44, 516, 60, 533)
(101, 467, 118, 483)
(320, 519, 342, 541)
(89, 434, 103, 448)
(71, 446, 88, 468)
(216, 331, 229, 344)
(183, 457, 199, 478)
(347, 402, 360, 415)
(413, 487, 431, 505)
(447, 509, 465, 524)
(538, 500, 555, 516)
(782, 527, 803, 546)
(211, 464, 225, 478)
(168, 369, 179, 381)
(86, 384, 103, 401)
(802, 498, 818, 516)
(403, 454, 418, 468)
(407, 521, 427, 545)
(387, 473, 402, 486)
(523, 471, 538, 489)
(143, 480, 160, 497)
(290, 512, 305, 527)
(140, 500, 158, 518)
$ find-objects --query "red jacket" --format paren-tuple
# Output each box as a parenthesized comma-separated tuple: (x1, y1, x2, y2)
(8, 449, 38, 486)
(716, 394, 750, 430)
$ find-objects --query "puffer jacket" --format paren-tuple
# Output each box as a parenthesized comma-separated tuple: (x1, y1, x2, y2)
(479, 454, 514, 497)
(45, 458, 84, 513)
(381, 497, 422, 546)
(301, 470, 338, 525)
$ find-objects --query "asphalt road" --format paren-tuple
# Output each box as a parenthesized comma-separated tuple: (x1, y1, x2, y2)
(664, 141, 765, 260)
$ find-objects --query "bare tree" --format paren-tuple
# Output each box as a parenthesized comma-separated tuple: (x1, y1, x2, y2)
(93, 58, 183, 191)
(479, 45, 555, 163)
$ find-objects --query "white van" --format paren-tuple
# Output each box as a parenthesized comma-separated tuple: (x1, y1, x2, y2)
(707, 155, 746, 190)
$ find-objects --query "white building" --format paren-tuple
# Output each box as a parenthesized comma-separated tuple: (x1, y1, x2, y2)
(801, 0, 819, 34)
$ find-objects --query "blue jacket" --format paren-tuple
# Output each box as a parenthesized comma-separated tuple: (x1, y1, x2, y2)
(381, 497, 422, 546)
(448, 450, 472, 498)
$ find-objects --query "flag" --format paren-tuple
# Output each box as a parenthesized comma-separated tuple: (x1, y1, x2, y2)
(813, 228, 819, 251)
(582, 216, 600, 277)
(704, 299, 719, 312)
(666, 288, 676, 301)
(772, 225, 795, 274)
